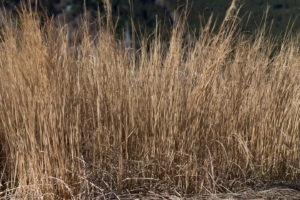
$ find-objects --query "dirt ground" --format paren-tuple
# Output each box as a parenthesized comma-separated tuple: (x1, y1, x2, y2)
(101, 184, 300, 199)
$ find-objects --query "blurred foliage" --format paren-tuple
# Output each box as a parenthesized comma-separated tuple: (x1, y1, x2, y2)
(1, 0, 300, 39)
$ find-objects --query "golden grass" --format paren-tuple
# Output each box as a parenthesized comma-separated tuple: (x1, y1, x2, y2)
(0, 3, 299, 199)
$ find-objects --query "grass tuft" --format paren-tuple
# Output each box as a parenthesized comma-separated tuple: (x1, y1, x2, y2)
(0, 2, 299, 199)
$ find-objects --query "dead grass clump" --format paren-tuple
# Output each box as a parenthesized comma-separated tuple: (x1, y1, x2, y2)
(0, 2, 299, 199)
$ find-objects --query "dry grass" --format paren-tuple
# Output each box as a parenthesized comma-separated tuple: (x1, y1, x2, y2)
(0, 2, 299, 199)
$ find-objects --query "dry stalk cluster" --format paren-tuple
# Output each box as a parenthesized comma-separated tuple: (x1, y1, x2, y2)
(0, 2, 299, 199)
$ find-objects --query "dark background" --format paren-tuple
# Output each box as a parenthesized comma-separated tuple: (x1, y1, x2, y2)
(1, 0, 300, 40)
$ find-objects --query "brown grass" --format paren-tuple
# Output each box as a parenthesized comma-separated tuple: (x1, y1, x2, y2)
(0, 2, 299, 199)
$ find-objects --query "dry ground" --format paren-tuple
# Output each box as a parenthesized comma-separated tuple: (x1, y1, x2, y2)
(95, 184, 300, 199)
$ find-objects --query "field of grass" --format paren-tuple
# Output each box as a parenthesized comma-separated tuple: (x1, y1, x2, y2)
(0, 2, 299, 199)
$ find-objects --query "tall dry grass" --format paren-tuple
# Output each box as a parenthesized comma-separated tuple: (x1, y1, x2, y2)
(0, 2, 299, 199)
